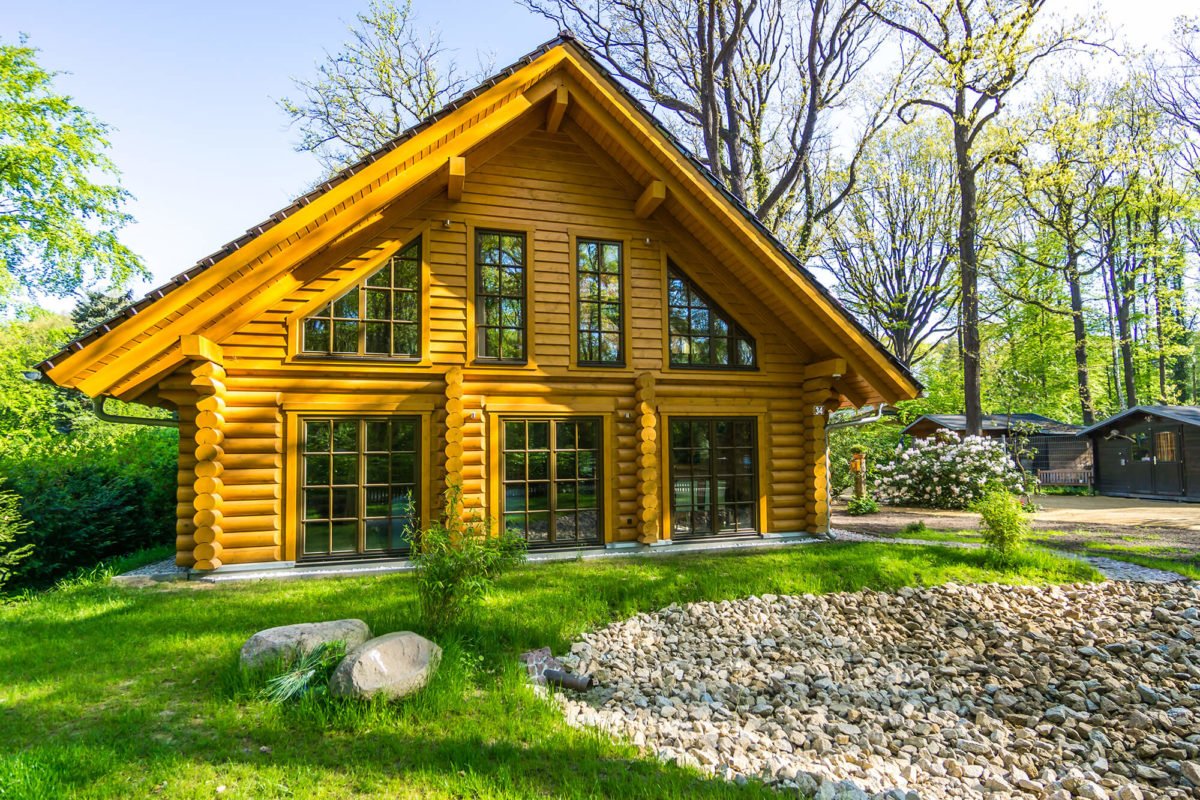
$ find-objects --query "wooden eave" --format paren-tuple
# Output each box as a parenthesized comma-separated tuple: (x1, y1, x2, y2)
(40, 36, 918, 408)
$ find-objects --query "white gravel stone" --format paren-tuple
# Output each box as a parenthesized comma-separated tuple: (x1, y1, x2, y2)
(552, 581, 1200, 799)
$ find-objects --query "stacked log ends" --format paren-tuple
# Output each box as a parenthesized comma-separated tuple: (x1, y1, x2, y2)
(801, 377, 838, 534)
(634, 373, 659, 544)
(190, 360, 226, 570)
(443, 367, 465, 518)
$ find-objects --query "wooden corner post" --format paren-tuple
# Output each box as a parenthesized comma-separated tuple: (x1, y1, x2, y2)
(181, 336, 227, 570)
(634, 373, 659, 543)
(801, 359, 846, 534)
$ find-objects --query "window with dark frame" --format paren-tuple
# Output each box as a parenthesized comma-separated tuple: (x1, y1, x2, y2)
(302, 238, 421, 358)
(667, 263, 756, 369)
(576, 239, 623, 365)
(501, 418, 602, 547)
(476, 230, 527, 361)
(300, 416, 420, 558)
(669, 417, 757, 538)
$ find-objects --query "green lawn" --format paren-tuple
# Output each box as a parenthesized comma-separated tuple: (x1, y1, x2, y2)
(0, 543, 1100, 799)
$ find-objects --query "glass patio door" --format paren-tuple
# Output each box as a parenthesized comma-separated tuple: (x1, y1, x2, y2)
(501, 418, 602, 548)
(669, 417, 758, 539)
(300, 416, 420, 559)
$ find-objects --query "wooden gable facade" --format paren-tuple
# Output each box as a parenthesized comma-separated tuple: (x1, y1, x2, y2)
(39, 37, 919, 570)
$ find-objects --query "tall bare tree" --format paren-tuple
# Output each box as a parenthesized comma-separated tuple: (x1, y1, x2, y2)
(279, 0, 480, 172)
(820, 119, 959, 366)
(1151, 16, 1200, 185)
(863, 0, 1092, 435)
(520, 0, 902, 257)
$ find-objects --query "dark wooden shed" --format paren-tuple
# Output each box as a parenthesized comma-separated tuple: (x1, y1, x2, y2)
(1079, 406, 1200, 501)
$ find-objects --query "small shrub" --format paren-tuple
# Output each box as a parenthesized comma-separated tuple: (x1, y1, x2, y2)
(846, 495, 879, 516)
(261, 642, 347, 705)
(975, 488, 1030, 563)
(0, 482, 33, 592)
(413, 489, 526, 632)
(874, 430, 1034, 509)
(900, 521, 929, 536)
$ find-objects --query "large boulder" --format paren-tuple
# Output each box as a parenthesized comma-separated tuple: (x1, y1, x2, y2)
(239, 619, 372, 669)
(329, 631, 441, 700)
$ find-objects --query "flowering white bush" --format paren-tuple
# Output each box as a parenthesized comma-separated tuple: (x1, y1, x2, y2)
(874, 430, 1034, 509)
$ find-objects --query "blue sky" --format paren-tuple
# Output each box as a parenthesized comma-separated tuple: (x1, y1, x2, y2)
(2, 0, 1190, 306)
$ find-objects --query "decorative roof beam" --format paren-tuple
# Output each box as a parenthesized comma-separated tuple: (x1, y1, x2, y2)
(634, 179, 666, 218)
(447, 156, 466, 201)
(804, 358, 847, 380)
(546, 85, 568, 133)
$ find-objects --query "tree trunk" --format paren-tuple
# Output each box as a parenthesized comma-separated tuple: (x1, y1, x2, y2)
(954, 118, 982, 435)
(1065, 255, 1095, 425)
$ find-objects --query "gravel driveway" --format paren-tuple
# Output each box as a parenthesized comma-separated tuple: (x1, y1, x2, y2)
(556, 581, 1200, 800)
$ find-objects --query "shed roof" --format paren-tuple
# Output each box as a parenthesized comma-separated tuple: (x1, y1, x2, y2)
(1077, 405, 1200, 437)
(903, 413, 1083, 437)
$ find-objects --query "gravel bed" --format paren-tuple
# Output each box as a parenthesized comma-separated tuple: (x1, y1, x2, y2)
(555, 582, 1200, 799)
(118, 556, 186, 578)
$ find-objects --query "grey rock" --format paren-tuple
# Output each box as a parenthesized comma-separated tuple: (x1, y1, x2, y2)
(239, 619, 371, 669)
(329, 631, 440, 700)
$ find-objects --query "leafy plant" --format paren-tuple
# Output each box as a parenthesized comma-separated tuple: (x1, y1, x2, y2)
(874, 430, 1034, 509)
(0, 481, 32, 592)
(412, 488, 526, 632)
(846, 495, 879, 516)
(260, 642, 347, 705)
(975, 488, 1030, 564)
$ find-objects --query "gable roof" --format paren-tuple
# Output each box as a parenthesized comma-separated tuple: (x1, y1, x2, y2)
(1077, 405, 1200, 437)
(903, 413, 1083, 437)
(38, 34, 920, 407)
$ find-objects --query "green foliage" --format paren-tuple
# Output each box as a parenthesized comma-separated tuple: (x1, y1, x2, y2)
(0, 481, 32, 592)
(827, 419, 904, 497)
(900, 521, 929, 536)
(0, 36, 143, 305)
(846, 495, 879, 516)
(413, 490, 526, 632)
(260, 642, 347, 705)
(974, 489, 1031, 564)
(0, 313, 177, 592)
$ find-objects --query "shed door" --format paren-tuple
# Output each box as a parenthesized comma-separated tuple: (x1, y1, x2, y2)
(1152, 426, 1184, 496)
(1129, 430, 1155, 495)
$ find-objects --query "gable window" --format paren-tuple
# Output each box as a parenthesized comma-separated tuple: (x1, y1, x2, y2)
(476, 230, 527, 361)
(576, 239, 623, 365)
(302, 238, 421, 358)
(667, 264, 756, 369)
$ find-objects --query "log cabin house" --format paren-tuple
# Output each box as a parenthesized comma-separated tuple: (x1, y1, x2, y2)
(37, 36, 920, 571)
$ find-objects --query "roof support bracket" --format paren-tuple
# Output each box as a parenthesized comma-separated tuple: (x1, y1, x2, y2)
(546, 85, 568, 133)
(447, 156, 466, 201)
(634, 179, 666, 218)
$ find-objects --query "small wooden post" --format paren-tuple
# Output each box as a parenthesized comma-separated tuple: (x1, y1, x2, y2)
(851, 451, 867, 500)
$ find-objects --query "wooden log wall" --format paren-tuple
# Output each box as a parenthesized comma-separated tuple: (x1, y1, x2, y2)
(189, 360, 226, 570)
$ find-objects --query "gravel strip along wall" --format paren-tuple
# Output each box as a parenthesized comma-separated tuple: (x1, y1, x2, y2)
(555, 582, 1200, 800)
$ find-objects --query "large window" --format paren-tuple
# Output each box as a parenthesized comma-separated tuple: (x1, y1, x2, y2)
(669, 417, 757, 538)
(476, 230, 527, 361)
(301, 416, 420, 559)
(667, 264, 756, 369)
(501, 418, 601, 547)
(577, 239, 623, 365)
(302, 238, 421, 358)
